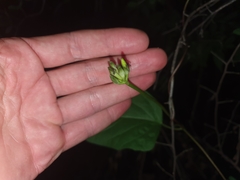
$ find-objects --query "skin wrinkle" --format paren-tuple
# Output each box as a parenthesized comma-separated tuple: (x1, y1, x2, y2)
(2, 67, 22, 127)
(88, 88, 102, 115)
(2, 84, 36, 174)
(67, 31, 82, 61)
(20, 38, 42, 62)
(1, 102, 35, 178)
(0, 66, 6, 122)
(84, 101, 115, 138)
(0, 38, 54, 175)
(48, 67, 71, 97)
(2, 39, 37, 101)
(84, 60, 98, 86)
(82, 94, 108, 138)
(129, 59, 153, 79)
(106, 103, 117, 124)
(129, 56, 144, 71)
(67, 31, 99, 61)
(84, 117, 95, 138)
(45, 71, 59, 96)
(0, 47, 8, 159)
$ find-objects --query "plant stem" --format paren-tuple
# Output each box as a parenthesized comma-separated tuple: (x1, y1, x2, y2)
(126, 81, 226, 180)
(182, 128, 226, 180)
(126, 81, 170, 117)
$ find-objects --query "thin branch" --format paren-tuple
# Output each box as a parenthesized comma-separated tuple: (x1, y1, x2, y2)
(200, 85, 216, 95)
(161, 25, 181, 36)
(182, 0, 190, 24)
(211, 51, 226, 65)
(182, 128, 227, 180)
(166, 1, 237, 179)
(208, 145, 240, 173)
(167, 48, 187, 179)
(218, 100, 235, 105)
(176, 148, 193, 159)
(234, 129, 240, 165)
(167, 1, 227, 179)
(222, 101, 240, 149)
(168, 48, 188, 94)
(155, 161, 173, 178)
(226, 71, 240, 75)
(181, 0, 218, 36)
(214, 43, 240, 150)
(156, 142, 172, 148)
(188, 0, 236, 36)
(229, 43, 240, 62)
(221, 117, 240, 126)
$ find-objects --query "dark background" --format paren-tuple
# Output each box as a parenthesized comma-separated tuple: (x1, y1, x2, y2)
(1, 0, 240, 179)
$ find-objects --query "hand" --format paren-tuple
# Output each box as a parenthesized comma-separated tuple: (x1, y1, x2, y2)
(0, 28, 167, 179)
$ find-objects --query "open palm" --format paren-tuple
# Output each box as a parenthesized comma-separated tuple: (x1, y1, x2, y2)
(0, 28, 167, 179)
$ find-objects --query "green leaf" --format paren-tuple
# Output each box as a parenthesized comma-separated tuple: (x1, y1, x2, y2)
(87, 93, 163, 151)
(228, 176, 236, 180)
(233, 28, 240, 36)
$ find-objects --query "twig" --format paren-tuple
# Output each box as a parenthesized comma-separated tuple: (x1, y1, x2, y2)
(161, 25, 181, 36)
(188, 0, 236, 36)
(211, 51, 226, 65)
(167, 36, 187, 180)
(234, 129, 240, 165)
(226, 71, 240, 75)
(214, 43, 240, 150)
(166, 1, 237, 179)
(218, 100, 235, 105)
(200, 85, 216, 95)
(207, 144, 240, 173)
(176, 148, 193, 159)
(155, 161, 173, 178)
(182, 128, 226, 180)
(221, 101, 240, 151)
(181, 0, 219, 39)
(156, 142, 172, 148)
(168, 1, 229, 179)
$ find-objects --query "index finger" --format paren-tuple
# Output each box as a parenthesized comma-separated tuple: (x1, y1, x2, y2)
(23, 28, 149, 68)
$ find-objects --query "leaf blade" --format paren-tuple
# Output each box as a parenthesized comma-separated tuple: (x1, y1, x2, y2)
(87, 93, 163, 151)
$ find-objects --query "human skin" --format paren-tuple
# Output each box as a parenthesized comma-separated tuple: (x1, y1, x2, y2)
(0, 28, 167, 180)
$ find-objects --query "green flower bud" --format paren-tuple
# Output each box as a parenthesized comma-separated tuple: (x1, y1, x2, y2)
(108, 58, 130, 85)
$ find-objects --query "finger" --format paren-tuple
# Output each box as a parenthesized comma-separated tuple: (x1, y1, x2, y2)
(47, 48, 167, 96)
(23, 28, 149, 68)
(62, 100, 131, 151)
(58, 73, 156, 124)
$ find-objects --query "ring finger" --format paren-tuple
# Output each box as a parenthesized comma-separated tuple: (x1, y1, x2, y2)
(47, 48, 167, 96)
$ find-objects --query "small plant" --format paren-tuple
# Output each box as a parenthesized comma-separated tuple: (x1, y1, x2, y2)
(88, 58, 227, 179)
(88, 58, 164, 151)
